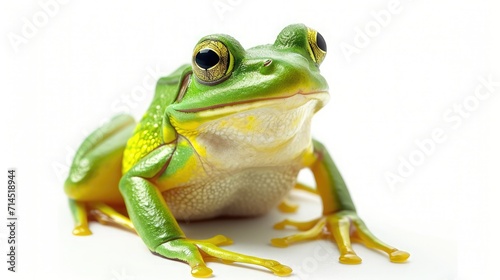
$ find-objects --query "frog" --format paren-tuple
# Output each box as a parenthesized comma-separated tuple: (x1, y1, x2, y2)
(64, 23, 410, 278)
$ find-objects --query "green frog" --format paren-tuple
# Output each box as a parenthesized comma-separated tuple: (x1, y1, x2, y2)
(64, 24, 409, 277)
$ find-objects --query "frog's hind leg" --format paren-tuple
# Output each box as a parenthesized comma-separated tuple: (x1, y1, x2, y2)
(65, 114, 136, 236)
(68, 200, 135, 235)
(88, 202, 135, 233)
(69, 199, 92, 236)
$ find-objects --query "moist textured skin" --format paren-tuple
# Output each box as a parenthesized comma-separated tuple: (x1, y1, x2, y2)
(64, 24, 410, 278)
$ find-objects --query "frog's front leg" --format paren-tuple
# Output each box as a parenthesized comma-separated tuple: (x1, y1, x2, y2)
(120, 145, 292, 277)
(272, 139, 410, 264)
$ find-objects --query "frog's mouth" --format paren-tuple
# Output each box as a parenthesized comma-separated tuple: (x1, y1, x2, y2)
(170, 91, 329, 151)
(175, 90, 329, 117)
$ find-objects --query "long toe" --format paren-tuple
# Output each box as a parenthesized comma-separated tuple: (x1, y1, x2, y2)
(389, 250, 410, 263)
(72, 226, 92, 236)
(191, 265, 213, 278)
(339, 253, 362, 264)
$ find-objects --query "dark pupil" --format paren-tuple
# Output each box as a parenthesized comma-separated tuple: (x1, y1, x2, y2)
(196, 49, 219, 69)
(316, 32, 327, 52)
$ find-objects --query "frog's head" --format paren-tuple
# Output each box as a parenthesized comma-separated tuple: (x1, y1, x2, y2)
(167, 24, 329, 154)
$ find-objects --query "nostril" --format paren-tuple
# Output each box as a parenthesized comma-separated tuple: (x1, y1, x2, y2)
(260, 59, 274, 75)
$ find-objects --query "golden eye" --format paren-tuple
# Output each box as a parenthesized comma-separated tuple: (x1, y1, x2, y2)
(307, 28, 327, 65)
(192, 39, 234, 84)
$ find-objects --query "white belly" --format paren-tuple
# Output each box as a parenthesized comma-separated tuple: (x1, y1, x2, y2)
(163, 165, 300, 221)
(163, 96, 320, 220)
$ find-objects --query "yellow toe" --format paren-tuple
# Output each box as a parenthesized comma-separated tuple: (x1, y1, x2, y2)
(269, 263, 293, 276)
(72, 226, 92, 236)
(339, 253, 362, 264)
(191, 265, 213, 278)
(389, 250, 410, 263)
(273, 221, 287, 230)
(278, 201, 299, 213)
(270, 238, 289, 248)
(200, 234, 233, 246)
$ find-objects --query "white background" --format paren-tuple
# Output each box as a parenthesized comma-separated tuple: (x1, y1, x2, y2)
(1, 0, 499, 279)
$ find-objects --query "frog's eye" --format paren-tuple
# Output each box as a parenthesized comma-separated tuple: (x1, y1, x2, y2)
(192, 39, 234, 84)
(306, 28, 327, 65)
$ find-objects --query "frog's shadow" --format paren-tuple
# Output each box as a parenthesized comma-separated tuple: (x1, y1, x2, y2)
(179, 209, 291, 246)
(180, 193, 321, 246)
